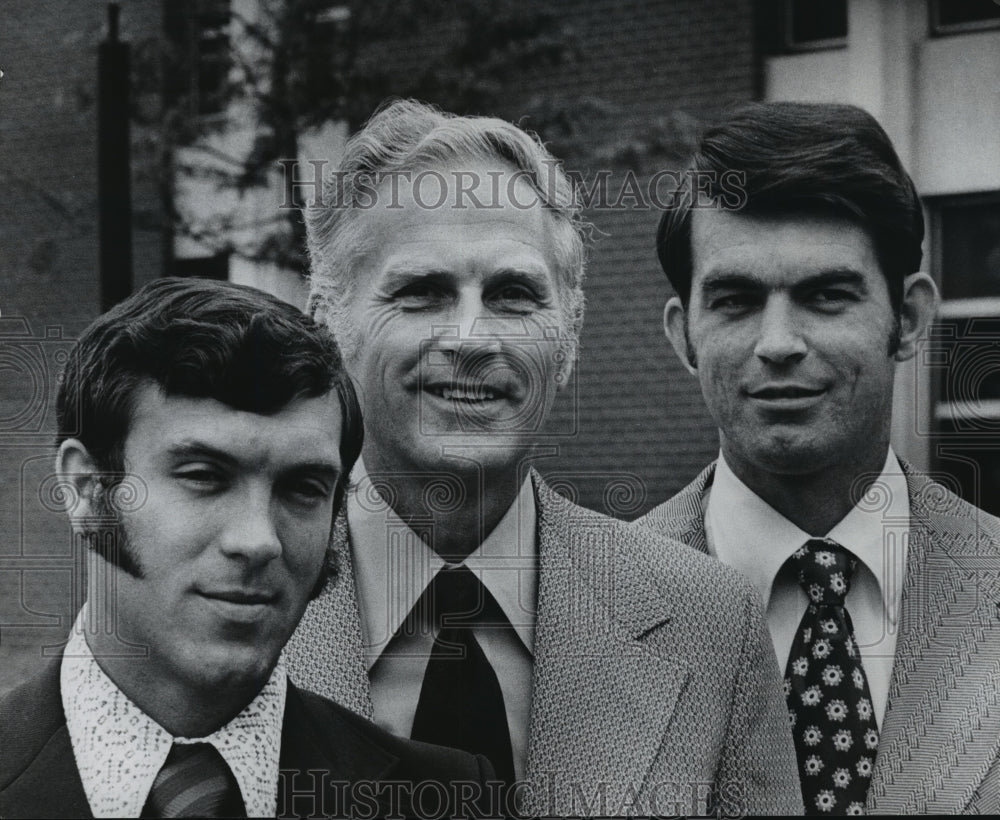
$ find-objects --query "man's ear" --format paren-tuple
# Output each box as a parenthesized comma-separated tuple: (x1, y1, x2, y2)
(664, 296, 697, 375)
(894, 272, 940, 362)
(56, 439, 103, 525)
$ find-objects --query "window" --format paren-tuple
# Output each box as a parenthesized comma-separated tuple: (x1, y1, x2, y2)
(164, 0, 231, 118)
(196, 1, 232, 117)
(938, 197, 1000, 301)
(926, 193, 1000, 515)
(930, 0, 1000, 35)
(171, 253, 230, 281)
(756, 0, 848, 54)
(305, 5, 352, 100)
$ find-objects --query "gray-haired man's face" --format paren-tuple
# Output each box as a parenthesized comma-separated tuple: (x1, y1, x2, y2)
(337, 160, 570, 480)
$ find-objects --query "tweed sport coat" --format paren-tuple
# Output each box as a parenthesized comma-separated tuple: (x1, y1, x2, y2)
(636, 461, 1000, 814)
(283, 471, 803, 817)
(0, 655, 494, 819)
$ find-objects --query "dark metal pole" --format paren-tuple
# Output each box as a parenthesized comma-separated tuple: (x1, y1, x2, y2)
(97, 3, 132, 311)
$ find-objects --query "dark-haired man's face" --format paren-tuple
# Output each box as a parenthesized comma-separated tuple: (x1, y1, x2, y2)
(61, 383, 344, 704)
(665, 210, 914, 485)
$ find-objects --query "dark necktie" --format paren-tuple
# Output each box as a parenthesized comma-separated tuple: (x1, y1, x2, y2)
(784, 538, 879, 815)
(141, 742, 247, 818)
(409, 564, 516, 784)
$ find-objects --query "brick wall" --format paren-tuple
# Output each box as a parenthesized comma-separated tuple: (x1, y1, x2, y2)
(513, 0, 759, 517)
(0, 0, 164, 691)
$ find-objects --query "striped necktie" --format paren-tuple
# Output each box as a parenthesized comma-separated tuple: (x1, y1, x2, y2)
(141, 742, 247, 818)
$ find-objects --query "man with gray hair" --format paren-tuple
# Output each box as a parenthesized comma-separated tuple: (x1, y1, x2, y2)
(285, 98, 802, 817)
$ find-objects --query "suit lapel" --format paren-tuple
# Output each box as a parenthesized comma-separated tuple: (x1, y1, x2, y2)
(867, 468, 1000, 813)
(642, 464, 715, 555)
(522, 474, 690, 816)
(277, 684, 396, 819)
(2, 728, 93, 819)
(283, 509, 373, 718)
(1, 660, 92, 819)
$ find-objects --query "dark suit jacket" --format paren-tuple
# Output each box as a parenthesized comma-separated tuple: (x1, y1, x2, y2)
(637, 461, 1000, 815)
(0, 656, 494, 819)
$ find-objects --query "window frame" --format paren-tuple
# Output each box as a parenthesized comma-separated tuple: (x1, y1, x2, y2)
(929, 0, 1000, 36)
(756, 0, 848, 55)
(928, 191, 1000, 425)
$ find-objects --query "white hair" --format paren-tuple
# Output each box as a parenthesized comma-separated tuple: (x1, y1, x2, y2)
(305, 98, 588, 360)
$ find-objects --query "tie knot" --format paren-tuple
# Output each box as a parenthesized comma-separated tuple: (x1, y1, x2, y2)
(418, 564, 506, 629)
(790, 538, 858, 606)
(433, 564, 478, 610)
(143, 742, 245, 818)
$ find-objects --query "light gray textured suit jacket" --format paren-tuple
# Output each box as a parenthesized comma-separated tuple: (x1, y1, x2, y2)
(284, 472, 803, 817)
(637, 461, 1000, 814)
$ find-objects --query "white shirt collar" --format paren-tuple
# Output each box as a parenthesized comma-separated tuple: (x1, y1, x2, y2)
(705, 448, 909, 623)
(348, 459, 538, 667)
(61, 609, 286, 818)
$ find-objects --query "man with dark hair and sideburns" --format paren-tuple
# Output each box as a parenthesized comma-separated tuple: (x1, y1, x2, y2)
(639, 101, 1000, 815)
(0, 277, 494, 819)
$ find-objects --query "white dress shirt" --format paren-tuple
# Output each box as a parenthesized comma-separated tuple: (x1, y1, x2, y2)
(348, 461, 537, 780)
(61, 610, 286, 818)
(704, 448, 910, 729)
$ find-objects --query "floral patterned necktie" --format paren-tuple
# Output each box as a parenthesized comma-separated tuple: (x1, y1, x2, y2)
(784, 539, 879, 815)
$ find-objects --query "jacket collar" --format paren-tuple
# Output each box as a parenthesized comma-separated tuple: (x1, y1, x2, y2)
(0, 654, 403, 819)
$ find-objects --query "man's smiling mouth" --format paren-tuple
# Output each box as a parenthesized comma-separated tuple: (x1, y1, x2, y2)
(426, 385, 501, 402)
(747, 384, 826, 400)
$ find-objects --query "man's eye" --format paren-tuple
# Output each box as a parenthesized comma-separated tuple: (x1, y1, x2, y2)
(175, 467, 226, 490)
(709, 293, 757, 312)
(393, 282, 447, 308)
(283, 481, 333, 507)
(809, 289, 856, 308)
(491, 284, 541, 311)
(816, 289, 851, 300)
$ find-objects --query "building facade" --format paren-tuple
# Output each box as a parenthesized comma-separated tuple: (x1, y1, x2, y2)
(2, 0, 997, 692)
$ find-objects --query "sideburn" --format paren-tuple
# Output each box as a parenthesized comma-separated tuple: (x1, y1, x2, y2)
(683, 315, 698, 370)
(85, 481, 145, 579)
(888, 311, 902, 356)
